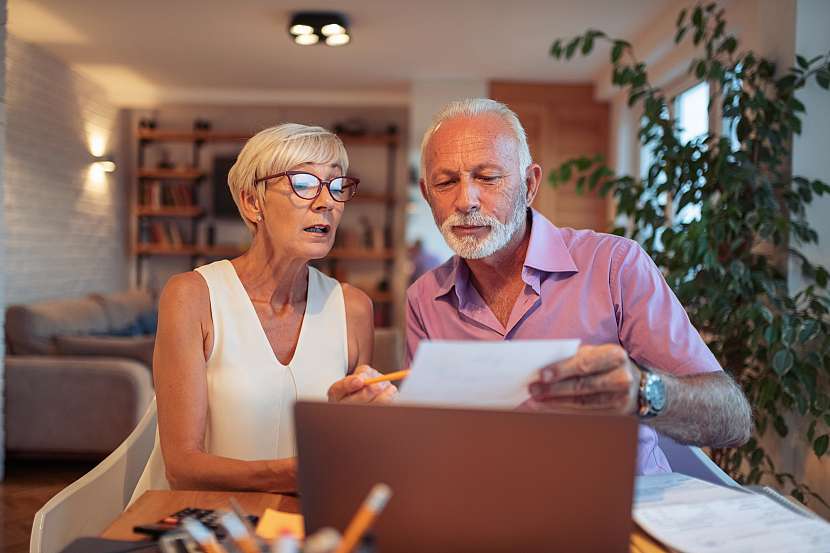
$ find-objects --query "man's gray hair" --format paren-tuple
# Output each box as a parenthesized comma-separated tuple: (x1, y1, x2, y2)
(419, 98, 532, 179)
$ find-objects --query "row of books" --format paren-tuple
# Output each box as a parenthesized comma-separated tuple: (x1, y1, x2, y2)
(139, 220, 189, 247)
(141, 181, 195, 208)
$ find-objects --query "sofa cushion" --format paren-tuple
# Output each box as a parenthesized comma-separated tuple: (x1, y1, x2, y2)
(5, 298, 109, 355)
(90, 289, 155, 335)
(54, 335, 155, 367)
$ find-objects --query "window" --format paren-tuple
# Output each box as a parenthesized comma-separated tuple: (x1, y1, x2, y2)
(638, 81, 709, 229)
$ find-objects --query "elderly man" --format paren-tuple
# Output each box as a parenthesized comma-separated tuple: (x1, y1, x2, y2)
(406, 98, 751, 474)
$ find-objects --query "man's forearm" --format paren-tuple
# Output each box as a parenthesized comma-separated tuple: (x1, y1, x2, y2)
(649, 371, 752, 448)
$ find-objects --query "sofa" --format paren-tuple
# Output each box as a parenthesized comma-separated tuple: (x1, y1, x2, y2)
(4, 290, 156, 458)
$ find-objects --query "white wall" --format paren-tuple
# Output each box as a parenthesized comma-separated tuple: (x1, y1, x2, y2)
(782, 0, 830, 519)
(4, 35, 127, 305)
(406, 79, 488, 262)
(790, 0, 830, 292)
(0, 0, 7, 481)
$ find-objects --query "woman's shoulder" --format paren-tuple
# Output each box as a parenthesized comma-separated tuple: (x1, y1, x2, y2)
(159, 271, 210, 311)
(340, 282, 373, 324)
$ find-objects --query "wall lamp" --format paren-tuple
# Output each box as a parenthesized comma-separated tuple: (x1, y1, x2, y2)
(92, 155, 116, 173)
(289, 12, 351, 46)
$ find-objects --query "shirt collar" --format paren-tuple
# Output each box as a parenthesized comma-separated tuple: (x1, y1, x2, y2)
(432, 209, 578, 301)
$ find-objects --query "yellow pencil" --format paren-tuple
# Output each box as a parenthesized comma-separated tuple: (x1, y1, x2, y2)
(362, 369, 410, 385)
(334, 483, 392, 553)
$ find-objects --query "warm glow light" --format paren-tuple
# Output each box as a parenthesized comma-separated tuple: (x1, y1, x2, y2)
(89, 133, 107, 157)
(294, 34, 320, 45)
(289, 24, 314, 36)
(87, 163, 108, 194)
(321, 23, 345, 36)
(325, 33, 350, 46)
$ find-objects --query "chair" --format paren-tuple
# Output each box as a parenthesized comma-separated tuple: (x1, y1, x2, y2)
(30, 397, 157, 553)
(657, 432, 739, 488)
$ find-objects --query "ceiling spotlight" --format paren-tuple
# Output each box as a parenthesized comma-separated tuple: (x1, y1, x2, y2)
(289, 24, 314, 36)
(294, 33, 319, 45)
(288, 11, 351, 46)
(325, 33, 350, 46)
(321, 23, 345, 37)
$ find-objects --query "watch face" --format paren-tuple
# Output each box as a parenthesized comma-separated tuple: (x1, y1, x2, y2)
(646, 374, 667, 412)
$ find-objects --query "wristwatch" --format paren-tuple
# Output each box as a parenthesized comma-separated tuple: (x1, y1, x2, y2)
(637, 366, 666, 419)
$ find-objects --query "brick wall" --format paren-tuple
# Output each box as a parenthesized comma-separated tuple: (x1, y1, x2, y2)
(4, 34, 127, 305)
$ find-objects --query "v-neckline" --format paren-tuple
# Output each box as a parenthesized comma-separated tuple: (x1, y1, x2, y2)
(225, 259, 311, 368)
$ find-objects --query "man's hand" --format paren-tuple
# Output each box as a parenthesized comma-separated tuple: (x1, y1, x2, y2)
(327, 364, 398, 404)
(526, 344, 641, 415)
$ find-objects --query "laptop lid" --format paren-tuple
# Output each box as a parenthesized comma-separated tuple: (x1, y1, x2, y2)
(295, 401, 638, 553)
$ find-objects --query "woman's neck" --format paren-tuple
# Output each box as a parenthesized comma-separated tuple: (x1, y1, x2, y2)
(231, 234, 309, 308)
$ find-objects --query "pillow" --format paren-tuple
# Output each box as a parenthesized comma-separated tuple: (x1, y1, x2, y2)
(54, 335, 155, 367)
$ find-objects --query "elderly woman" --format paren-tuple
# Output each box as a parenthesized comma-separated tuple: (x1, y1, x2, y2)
(131, 123, 396, 497)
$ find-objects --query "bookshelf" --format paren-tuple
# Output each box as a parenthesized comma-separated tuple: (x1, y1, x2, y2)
(132, 126, 401, 325)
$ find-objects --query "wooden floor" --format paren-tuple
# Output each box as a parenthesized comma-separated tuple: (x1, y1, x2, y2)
(0, 459, 95, 553)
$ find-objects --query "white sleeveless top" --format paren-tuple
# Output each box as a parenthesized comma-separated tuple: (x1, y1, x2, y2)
(130, 260, 348, 502)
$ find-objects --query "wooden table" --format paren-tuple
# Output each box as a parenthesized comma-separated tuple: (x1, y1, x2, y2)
(103, 491, 666, 552)
(101, 490, 299, 541)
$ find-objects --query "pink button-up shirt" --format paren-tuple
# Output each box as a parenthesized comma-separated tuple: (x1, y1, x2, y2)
(405, 209, 722, 474)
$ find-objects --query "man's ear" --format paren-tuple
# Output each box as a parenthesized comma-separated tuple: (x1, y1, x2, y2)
(525, 163, 543, 206)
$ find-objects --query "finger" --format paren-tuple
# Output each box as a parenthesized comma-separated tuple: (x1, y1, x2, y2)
(353, 364, 374, 375)
(371, 384, 398, 404)
(530, 368, 634, 398)
(539, 344, 628, 382)
(328, 375, 366, 402)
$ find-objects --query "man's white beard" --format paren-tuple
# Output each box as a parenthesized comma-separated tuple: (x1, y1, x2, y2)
(439, 195, 528, 260)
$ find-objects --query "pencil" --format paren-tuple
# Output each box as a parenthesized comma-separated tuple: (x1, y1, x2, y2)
(334, 483, 393, 553)
(362, 369, 410, 385)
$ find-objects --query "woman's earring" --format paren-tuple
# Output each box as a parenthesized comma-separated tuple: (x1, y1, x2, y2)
(256, 214, 263, 222)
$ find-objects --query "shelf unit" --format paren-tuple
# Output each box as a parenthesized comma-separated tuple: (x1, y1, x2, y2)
(132, 127, 401, 324)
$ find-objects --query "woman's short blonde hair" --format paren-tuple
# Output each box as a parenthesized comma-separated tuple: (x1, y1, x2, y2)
(228, 123, 349, 233)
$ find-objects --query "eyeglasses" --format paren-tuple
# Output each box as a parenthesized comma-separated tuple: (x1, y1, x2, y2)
(254, 171, 359, 202)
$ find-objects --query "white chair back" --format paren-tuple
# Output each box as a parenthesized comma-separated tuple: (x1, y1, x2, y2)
(30, 397, 157, 553)
(658, 432, 739, 487)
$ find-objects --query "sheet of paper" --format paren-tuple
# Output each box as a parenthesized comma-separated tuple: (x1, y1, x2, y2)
(633, 473, 830, 553)
(397, 339, 580, 408)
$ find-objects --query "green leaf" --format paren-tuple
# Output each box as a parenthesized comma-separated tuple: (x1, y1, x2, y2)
(799, 319, 819, 343)
(676, 8, 688, 28)
(675, 26, 688, 44)
(550, 40, 563, 58)
(772, 349, 793, 376)
(582, 35, 595, 55)
(807, 420, 817, 442)
(695, 60, 707, 79)
(612, 41, 625, 63)
(814, 434, 829, 457)
(692, 6, 703, 27)
(817, 69, 830, 89)
(565, 37, 580, 59)
(774, 415, 788, 437)
(796, 55, 809, 69)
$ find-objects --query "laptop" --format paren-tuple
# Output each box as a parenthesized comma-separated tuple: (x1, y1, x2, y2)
(294, 401, 638, 553)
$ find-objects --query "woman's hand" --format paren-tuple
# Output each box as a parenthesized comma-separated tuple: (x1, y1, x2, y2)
(327, 364, 398, 404)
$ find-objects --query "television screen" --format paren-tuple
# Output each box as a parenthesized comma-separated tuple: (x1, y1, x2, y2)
(212, 155, 239, 218)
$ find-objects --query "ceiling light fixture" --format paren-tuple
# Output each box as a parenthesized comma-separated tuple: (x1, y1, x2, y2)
(288, 12, 351, 47)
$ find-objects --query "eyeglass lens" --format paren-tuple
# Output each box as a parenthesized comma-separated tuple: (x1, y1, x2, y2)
(289, 173, 356, 201)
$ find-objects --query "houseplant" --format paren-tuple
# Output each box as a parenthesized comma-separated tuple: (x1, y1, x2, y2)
(549, 2, 830, 504)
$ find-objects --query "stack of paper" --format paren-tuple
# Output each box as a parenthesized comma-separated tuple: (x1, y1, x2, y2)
(633, 473, 830, 553)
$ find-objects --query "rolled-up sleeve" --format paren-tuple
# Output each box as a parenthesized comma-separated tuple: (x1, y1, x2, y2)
(612, 240, 722, 376)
